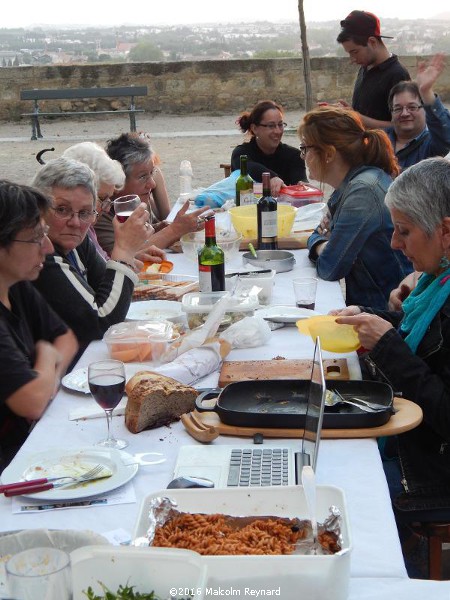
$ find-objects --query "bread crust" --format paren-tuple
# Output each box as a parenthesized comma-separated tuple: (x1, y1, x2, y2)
(125, 371, 198, 433)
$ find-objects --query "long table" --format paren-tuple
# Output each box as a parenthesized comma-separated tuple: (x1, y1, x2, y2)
(2, 249, 449, 597)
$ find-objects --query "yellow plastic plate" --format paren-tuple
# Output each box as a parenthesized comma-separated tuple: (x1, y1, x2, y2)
(296, 315, 360, 353)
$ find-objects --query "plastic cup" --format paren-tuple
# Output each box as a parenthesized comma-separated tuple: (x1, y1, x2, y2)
(6, 547, 72, 600)
(293, 277, 318, 310)
(113, 194, 141, 223)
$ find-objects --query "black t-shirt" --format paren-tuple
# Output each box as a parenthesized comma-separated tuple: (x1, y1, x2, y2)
(231, 137, 307, 184)
(352, 54, 410, 122)
(0, 281, 68, 472)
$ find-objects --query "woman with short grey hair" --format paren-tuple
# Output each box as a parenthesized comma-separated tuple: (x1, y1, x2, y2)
(32, 157, 150, 352)
(332, 157, 450, 576)
(95, 132, 209, 255)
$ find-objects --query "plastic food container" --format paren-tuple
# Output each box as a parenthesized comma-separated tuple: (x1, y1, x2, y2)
(228, 204, 296, 239)
(181, 290, 259, 331)
(103, 320, 177, 363)
(278, 184, 324, 208)
(71, 546, 207, 600)
(133, 485, 351, 600)
(225, 269, 276, 305)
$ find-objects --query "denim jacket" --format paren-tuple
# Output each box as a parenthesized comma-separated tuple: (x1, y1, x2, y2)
(307, 166, 413, 309)
(361, 295, 450, 511)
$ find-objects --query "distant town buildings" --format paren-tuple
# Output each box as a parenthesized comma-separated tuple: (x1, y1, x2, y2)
(1, 17, 449, 66)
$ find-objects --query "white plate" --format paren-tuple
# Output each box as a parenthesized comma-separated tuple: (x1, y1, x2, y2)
(126, 300, 184, 322)
(62, 364, 154, 396)
(62, 367, 90, 394)
(1, 448, 138, 501)
(256, 305, 320, 323)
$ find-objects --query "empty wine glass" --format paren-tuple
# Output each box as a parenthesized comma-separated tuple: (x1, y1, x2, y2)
(113, 194, 141, 223)
(88, 359, 128, 450)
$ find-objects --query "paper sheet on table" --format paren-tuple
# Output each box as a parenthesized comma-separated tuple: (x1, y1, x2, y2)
(11, 480, 136, 513)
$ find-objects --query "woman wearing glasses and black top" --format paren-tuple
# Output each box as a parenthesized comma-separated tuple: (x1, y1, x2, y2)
(0, 181, 78, 472)
(31, 157, 150, 351)
(231, 100, 307, 197)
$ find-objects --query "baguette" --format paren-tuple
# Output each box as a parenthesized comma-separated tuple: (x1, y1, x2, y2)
(125, 371, 197, 433)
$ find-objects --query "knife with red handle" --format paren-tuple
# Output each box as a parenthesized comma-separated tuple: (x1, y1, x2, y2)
(0, 479, 51, 493)
(4, 482, 56, 496)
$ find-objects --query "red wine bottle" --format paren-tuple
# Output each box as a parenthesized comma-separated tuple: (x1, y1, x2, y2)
(198, 215, 225, 292)
(257, 172, 278, 250)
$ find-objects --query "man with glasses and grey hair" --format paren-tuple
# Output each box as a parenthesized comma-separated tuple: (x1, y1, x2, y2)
(31, 157, 150, 353)
(386, 53, 450, 170)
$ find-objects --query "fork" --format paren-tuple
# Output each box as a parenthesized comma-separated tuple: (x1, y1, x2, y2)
(332, 389, 387, 412)
(2, 464, 108, 497)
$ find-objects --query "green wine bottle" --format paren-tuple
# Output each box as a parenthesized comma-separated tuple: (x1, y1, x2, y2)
(257, 172, 278, 250)
(198, 215, 225, 292)
(235, 155, 254, 206)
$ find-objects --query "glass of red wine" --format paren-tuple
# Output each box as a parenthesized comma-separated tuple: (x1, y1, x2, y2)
(113, 194, 141, 223)
(88, 359, 128, 450)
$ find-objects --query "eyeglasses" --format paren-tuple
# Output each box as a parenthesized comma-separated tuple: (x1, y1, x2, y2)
(299, 145, 316, 159)
(133, 172, 155, 184)
(391, 103, 424, 115)
(51, 205, 98, 223)
(98, 197, 112, 212)
(258, 121, 287, 130)
(12, 225, 50, 248)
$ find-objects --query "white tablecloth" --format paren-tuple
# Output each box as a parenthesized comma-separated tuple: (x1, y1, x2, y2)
(1, 249, 419, 587)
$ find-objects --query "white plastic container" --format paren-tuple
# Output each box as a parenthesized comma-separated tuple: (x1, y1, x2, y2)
(225, 269, 276, 305)
(70, 546, 207, 600)
(133, 485, 351, 600)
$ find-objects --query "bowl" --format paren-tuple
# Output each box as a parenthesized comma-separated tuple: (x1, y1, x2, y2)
(180, 230, 242, 262)
(242, 250, 295, 273)
(228, 204, 296, 239)
(296, 315, 360, 353)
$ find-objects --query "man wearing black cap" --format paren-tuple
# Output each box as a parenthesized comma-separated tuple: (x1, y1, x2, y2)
(337, 10, 410, 128)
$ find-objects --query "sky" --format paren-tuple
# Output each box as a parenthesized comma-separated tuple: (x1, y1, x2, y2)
(2, 0, 448, 28)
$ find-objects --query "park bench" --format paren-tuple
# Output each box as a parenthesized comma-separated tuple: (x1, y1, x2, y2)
(20, 86, 148, 140)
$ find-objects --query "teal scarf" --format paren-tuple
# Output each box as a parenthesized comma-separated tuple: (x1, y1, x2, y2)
(400, 268, 450, 353)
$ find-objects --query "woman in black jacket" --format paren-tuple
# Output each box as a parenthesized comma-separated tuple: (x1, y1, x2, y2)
(231, 100, 307, 197)
(334, 157, 450, 575)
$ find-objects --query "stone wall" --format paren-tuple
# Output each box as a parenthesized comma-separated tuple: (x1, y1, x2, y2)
(1, 56, 448, 121)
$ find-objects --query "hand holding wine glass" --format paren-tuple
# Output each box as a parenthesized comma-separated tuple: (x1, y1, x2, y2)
(88, 359, 128, 450)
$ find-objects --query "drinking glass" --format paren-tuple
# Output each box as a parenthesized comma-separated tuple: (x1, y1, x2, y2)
(113, 194, 141, 223)
(88, 359, 128, 450)
(293, 277, 318, 310)
(6, 547, 72, 600)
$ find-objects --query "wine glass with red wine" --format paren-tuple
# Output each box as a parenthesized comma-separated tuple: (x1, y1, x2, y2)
(88, 359, 128, 450)
(112, 194, 141, 223)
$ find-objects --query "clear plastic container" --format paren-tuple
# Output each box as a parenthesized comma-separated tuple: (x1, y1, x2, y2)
(103, 320, 176, 363)
(225, 269, 276, 306)
(181, 290, 259, 331)
(71, 546, 207, 600)
(278, 184, 324, 208)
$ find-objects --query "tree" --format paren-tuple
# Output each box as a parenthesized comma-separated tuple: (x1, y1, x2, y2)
(298, 0, 313, 111)
(128, 40, 163, 62)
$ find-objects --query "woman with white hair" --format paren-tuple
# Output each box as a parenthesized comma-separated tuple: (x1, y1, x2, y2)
(62, 142, 126, 260)
(61, 142, 165, 266)
(32, 157, 150, 351)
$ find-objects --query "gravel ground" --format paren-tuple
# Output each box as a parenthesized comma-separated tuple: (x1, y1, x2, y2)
(0, 110, 305, 203)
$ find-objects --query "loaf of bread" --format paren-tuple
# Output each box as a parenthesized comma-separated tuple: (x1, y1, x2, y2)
(125, 371, 198, 433)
